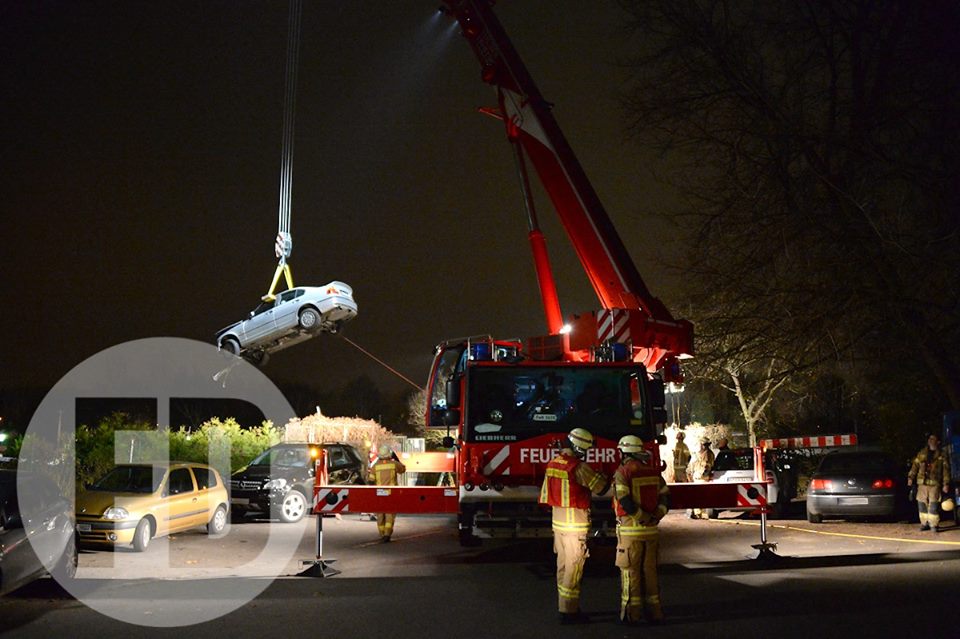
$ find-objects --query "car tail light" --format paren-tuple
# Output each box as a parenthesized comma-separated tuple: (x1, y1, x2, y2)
(810, 478, 832, 491)
(871, 479, 894, 489)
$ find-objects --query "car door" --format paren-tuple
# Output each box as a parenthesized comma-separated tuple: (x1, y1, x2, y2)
(190, 467, 217, 525)
(0, 478, 34, 594)
(242, 301, 279, 344)
(158, 467, 203, 534)
(272, 288, 304, 332)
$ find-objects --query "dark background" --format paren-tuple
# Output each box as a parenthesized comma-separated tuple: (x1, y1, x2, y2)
(0, 1, 682, 428)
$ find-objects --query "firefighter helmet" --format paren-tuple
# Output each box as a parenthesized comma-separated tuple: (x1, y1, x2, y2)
(943, 497, 955, 513)
(617, 435, 644, 455)
(676, 431, 685, 440)
(567, 428, 594, 459)
(378, 444, 392, 458)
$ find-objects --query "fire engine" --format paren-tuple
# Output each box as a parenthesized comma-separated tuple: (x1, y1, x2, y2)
(317, 0, 768, 546)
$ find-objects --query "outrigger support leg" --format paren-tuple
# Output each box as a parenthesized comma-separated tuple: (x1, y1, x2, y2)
(751, 508, 780, 562)
(298, 514, 340, 578)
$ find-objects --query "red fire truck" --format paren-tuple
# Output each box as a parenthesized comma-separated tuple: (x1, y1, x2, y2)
(317, 1, 766, 545)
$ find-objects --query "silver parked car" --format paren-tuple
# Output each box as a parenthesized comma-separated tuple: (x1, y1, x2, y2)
(1, 469, 76, 596)
(216, 282, 357, 364)
(805, 450, 906, 523)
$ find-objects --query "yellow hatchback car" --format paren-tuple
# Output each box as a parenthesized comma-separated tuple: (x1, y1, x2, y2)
(76, 462, 229, 552)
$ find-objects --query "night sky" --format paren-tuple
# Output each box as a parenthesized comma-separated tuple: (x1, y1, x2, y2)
(1, 1, 682, 400)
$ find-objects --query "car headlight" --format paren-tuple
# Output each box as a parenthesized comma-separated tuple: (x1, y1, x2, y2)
(263, 478, 288, 491)
(103, 506, 129, 520)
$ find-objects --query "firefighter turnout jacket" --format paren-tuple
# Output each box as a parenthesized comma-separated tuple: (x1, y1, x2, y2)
(371, 456, 406, 486)
(539, 449, 608, 533)
(613, 459, 670, 527)
(908, 447, 950, 489)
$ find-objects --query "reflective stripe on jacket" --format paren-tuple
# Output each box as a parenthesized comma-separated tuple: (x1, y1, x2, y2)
(613, 460, 660, 516)
(540, 453, 592, 510)
(908, 448, 950, 487)
(371, 459, 406, 486)
(613, 458, 670, 536)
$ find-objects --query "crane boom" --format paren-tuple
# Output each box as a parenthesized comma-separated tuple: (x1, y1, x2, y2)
(440, 0, 692, 378)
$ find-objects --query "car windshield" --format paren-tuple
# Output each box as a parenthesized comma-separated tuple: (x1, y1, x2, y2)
(464, 365, 647, 443)
(248, 446, 310, 468)
(818, 453, 894, 474)
(714, 450, 753, 473)
(90, 466, 163, 494)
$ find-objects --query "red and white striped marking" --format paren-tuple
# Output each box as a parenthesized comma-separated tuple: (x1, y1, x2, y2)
(597, 309, 631, 344)
(313, 488, 350, 513)
(482, 445, 512, 477)
(761, 434, 857, 449)
(736, 483, 769, 507)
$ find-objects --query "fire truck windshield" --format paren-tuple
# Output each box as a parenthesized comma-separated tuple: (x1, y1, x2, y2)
(465, 366, 647, 443)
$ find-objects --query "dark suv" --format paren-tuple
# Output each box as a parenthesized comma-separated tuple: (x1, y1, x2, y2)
(229, 443, 365, 523)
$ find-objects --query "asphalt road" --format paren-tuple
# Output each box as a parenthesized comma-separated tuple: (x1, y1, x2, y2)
(3, 510, 959, 638)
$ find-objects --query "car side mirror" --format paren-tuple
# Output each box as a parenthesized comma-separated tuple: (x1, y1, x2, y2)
(249, 311, 256, 318)
(442, 436, 456, 449)
(445, 375, 462, 409)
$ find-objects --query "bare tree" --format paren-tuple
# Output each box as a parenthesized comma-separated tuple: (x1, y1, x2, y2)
(618, 0, 960, 419)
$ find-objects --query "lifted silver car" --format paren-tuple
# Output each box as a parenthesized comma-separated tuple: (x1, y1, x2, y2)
(216, 282, 357, 365)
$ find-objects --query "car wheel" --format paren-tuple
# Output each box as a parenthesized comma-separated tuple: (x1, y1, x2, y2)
(133, 518, 152, 552)
(207, 505, 228, 534)
(807, 511, 822, 524)
(277, 490, 307, 523)
(298, 308, 321, 332)
(52, 533, 78, 581)
(220, 337, 241, 355)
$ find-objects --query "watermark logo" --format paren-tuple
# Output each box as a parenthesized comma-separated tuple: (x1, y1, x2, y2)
(18, 338, 298, 626)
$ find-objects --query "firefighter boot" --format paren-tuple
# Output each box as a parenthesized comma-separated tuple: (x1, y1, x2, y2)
(645, 606, 665, 624)
(559, 612, 590, 625)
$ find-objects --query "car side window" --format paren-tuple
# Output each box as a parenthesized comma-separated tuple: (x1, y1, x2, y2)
(328, 447, 348, 469)
(193, 468, 218, 490)
(166, 468, 195, 496)
(280, 289, 297, 303)
(344, 446, 362, 465)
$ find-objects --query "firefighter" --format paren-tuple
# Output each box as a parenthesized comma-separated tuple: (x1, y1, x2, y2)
(686, 439, 715, 519)
(369, 444, 406, 542)
(538, 428, 609, 625)
(673, 431, 691, 482)
(907, 433, 951, 532)
(613, 435, 670, 625)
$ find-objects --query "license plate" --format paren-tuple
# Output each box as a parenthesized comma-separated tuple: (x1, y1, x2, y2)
(839, 497, 869, 505)
(231, 497, 250, 506)
(76, 523, 91, 532)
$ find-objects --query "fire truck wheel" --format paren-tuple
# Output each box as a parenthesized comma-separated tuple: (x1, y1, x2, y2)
(277, 490, 307, 523)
